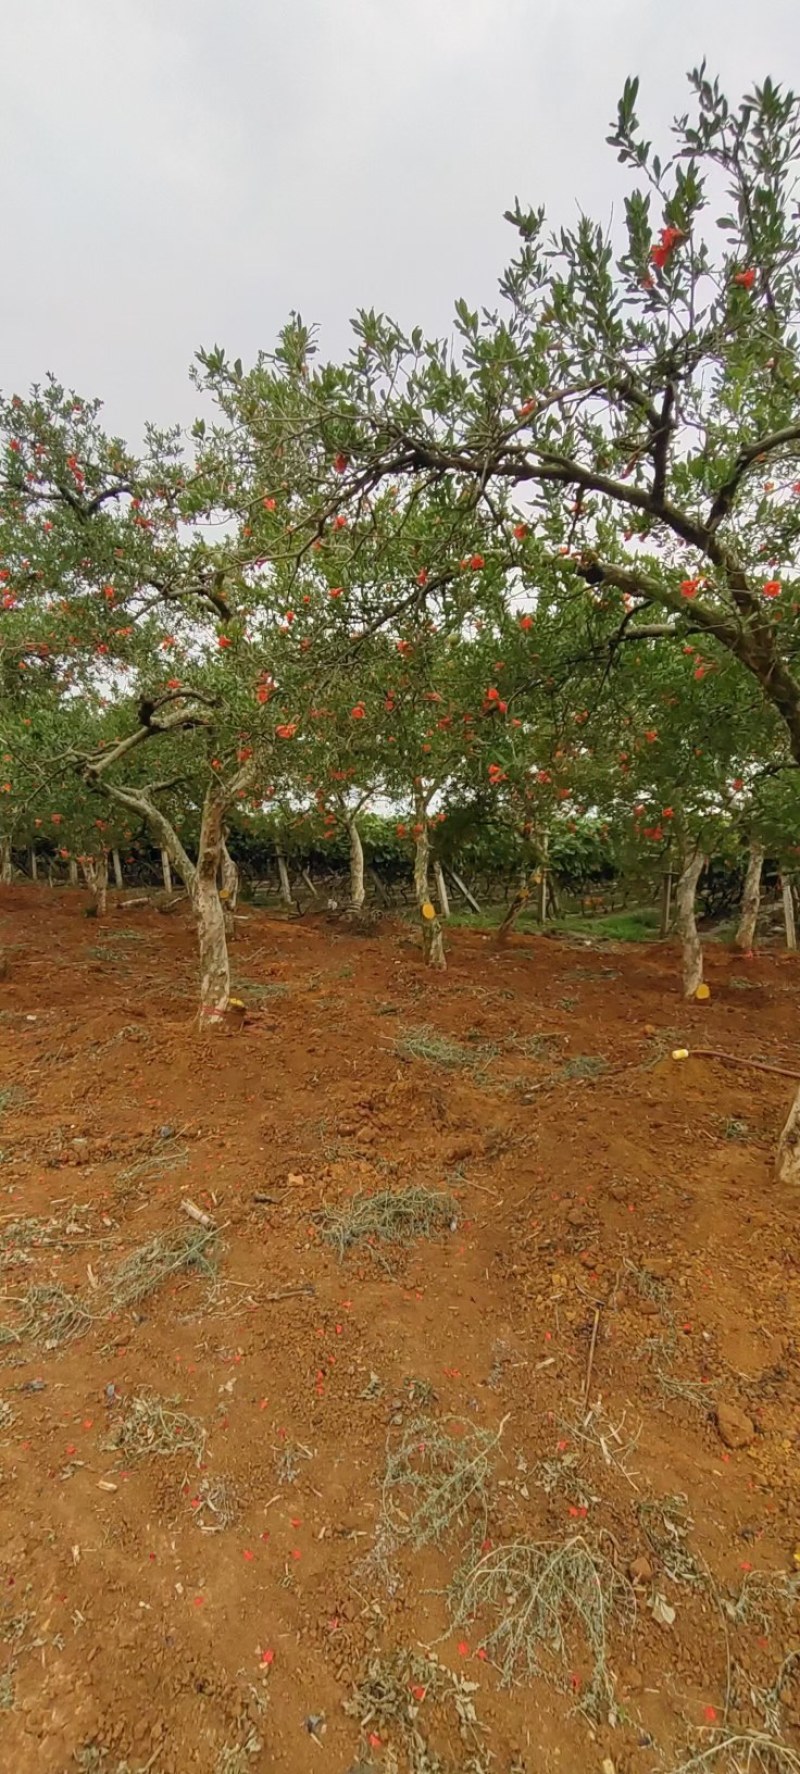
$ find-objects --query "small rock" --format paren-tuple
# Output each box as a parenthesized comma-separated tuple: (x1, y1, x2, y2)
(158, 1124, 175, 1140)
(716, 1400, 755, 1449)
(602, 1760, 617, 1774)
(643, 1256, 672, 1279)
(579, 1250, 599, 1269)
(566, 1207, 586, 1227)
(446, 1136, 479, 1163)
(628, 1556, 653, 1585)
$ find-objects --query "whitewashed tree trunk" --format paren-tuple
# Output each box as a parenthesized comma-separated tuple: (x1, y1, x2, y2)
(659, 869, 674, 937)
(776, 1086, 800, 1184)
(676, 849, 706, 998)
(781, 875, 797, 952)
(86, 756, 256, 1025)
(276, 846, 292, 906)
(433, 860, 450, 918)
(30, 848, 38, 882)
(195, 787, 230, 1023)
(111, 848, 123, 890)
(160, 849, 173, 893)
(219, 837, 239, 936)
(347, 819, 366, 910)
(735, 842, 764, 953)
(413, 804, 446, 970)
(0, 835, 12, 884)
(537, 833, 550, 923)
(68, 857, 78, 886)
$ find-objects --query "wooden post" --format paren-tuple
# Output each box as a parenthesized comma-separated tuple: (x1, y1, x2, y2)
(111, 848, 124, 890)
(449, 869, 481, 914)
(29, 848, 38, 882)
(659, 870, 673, 937)
(781, 875, 797, 952)
(433, 860, 450, 918)
(160, 849, 173, 893)
(301, 869, 318, 898)
(68, 857, 78, 886)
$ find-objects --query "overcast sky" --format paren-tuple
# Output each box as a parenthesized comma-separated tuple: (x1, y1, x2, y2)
(2, 1, 797, 442)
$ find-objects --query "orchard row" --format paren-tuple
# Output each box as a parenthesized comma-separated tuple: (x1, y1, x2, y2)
(2, 69, 800, 1172)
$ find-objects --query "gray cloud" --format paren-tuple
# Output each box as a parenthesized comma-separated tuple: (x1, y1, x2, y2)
(2, 0, 797, 439)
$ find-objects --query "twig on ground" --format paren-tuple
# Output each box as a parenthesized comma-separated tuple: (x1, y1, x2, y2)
(691, 1049, 800, 1081)
(583, 1307, 601, 1407)
(181, 1198, 215, 1229)
(264, 1285, 315, 1301)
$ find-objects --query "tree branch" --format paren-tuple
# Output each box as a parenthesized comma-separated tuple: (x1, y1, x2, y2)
(706, 423, 800, 532)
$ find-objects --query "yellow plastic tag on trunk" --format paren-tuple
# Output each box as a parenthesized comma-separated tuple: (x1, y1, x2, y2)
(421, 901, 436, 921)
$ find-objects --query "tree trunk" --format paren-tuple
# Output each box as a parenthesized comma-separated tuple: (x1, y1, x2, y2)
(735, 842, 764, 953)
(433, 860, 450, 919)
(676, 849, 706, 997)
(30, 848, 38, 882)
(776, 1086, 800, 1184)
(219, 837, 239, 937)
(347, 818, 366, 910)
(0, 835, 11, 885)
(95, 853, 108, 917)
(160, 849, 173, 893)
(68, 857, 78, 886)
(781, 875, 797, 952)
(195, 787, 230, 1023)
(536, 833, 550, 924)
(276, 845, 292, 906)
(80, 854, 108, 916)
(496, 868, 530, 944)
(86, 766, 236, 1026)
(659, 870, 673, 938)
(413, 807, 446, 970)
(111, 847, 123, 890)
(369, 866, 390, 906)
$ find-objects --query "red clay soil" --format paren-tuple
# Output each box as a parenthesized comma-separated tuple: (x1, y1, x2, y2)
(0, 886, 798, 1774)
